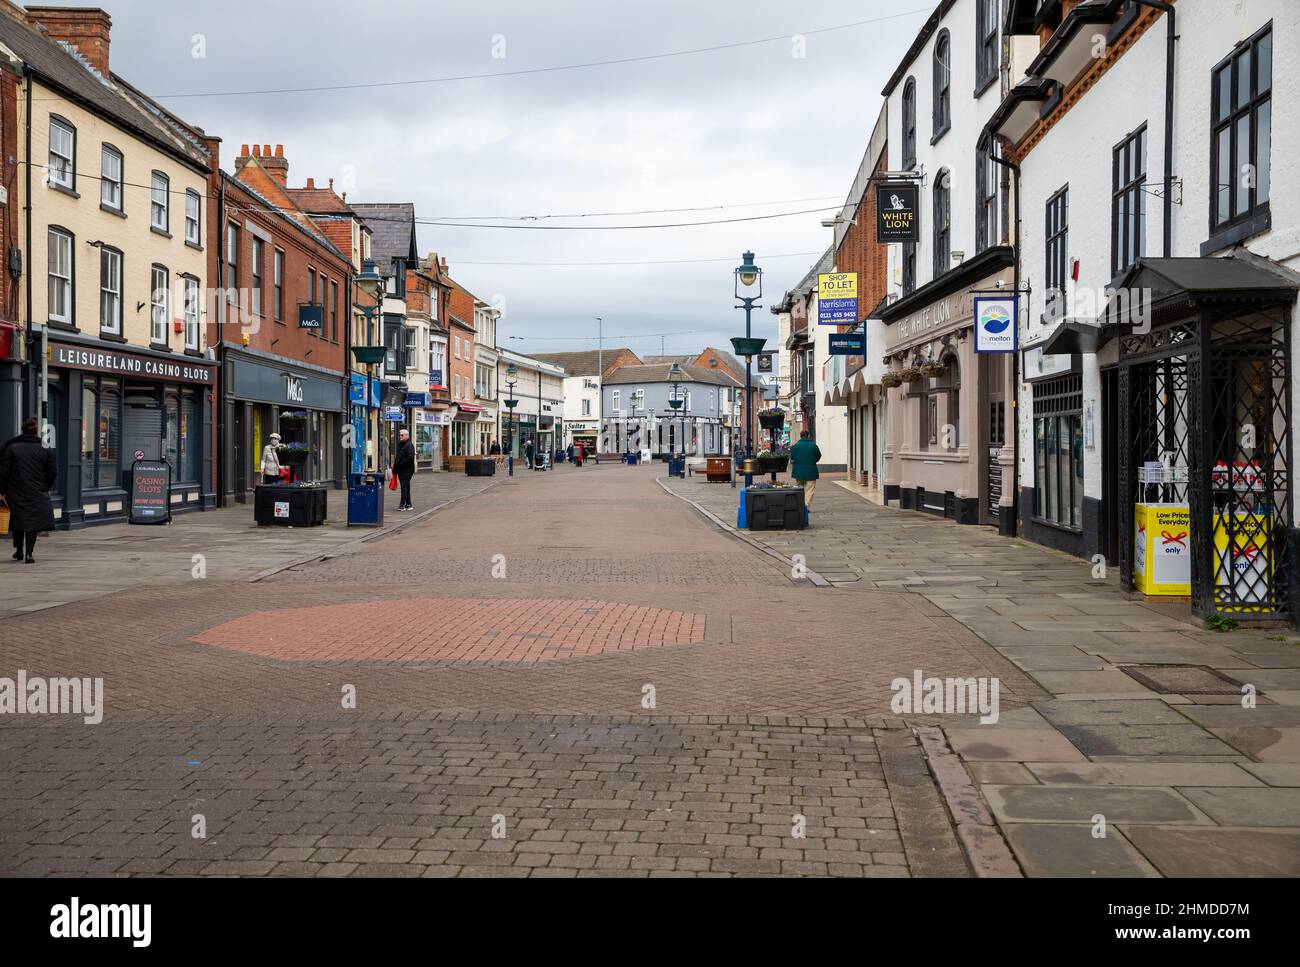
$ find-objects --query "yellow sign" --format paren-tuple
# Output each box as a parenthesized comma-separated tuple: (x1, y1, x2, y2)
(818, 273, 858, 300)
(1133, 503, 1191, 595)
(1212, 512, 1273, 613)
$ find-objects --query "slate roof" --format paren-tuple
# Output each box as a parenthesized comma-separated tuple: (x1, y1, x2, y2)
(0, 12, 210, 172)
(350, 203, 417, 275)
(532, 349, 640, 377)
(604, 363, 741, 388)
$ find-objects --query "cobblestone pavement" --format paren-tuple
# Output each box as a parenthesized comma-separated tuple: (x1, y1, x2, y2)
(0, 463, 1033, 877)
(663, 473, 1300, 877)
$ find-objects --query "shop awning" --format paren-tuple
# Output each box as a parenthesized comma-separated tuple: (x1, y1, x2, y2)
(1041, 320, 1107, 356)
(455, 402, 484, 414)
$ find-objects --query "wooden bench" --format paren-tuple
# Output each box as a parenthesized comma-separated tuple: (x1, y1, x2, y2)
(705, 457, 732, 483)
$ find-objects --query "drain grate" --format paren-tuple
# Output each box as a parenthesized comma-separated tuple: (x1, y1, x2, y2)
(1118, 663, 1244, 695)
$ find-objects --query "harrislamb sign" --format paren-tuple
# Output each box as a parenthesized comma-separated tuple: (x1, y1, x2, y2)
(51, 342, 213, 384)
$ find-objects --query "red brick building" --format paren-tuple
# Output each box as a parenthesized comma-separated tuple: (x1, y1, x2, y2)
(205, 141, 353, 503)
(445, 279, 478, 462)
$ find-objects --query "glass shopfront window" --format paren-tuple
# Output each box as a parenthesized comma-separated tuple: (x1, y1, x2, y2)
(82, 376, 121, 490)
(1033, 375, 1084, 530)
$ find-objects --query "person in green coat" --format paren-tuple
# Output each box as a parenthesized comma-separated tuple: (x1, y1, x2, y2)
(789, 430, 822, 510)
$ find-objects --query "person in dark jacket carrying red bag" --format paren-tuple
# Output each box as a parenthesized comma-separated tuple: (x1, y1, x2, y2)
(0, 417, 57, 563)
(391, 428, 416, 511)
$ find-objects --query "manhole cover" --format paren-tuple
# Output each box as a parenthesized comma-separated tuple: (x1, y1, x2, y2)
(1119, 664, 1243, 695)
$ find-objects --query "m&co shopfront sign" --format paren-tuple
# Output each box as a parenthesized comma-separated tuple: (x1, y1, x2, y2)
(51, 342, 213, 384)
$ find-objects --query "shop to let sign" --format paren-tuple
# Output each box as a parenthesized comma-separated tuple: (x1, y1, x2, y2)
(817, 272, 858, 325)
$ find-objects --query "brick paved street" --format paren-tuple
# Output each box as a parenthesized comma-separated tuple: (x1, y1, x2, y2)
(664, 473, 1300, 877)
(0, 462, 1019, 877)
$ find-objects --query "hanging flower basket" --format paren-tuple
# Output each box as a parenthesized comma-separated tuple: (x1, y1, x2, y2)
(758, 409, 785, 429)
(276, 443, 312, 466)
(880, 371, 904, 388)
(900, 366, 924, 384)
(920, 361, 947, 378)
(279, 410, 309, 422)
(755, 448, 789, 474)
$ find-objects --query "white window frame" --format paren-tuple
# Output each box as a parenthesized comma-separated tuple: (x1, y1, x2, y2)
(612, 389, 621, 413)
(183, 275, 201, 351)
(48, 118, 75, 190)
(151, 265, 170, 346)
(99, 246, 122, 335)
(185, 190, 201, 245)
(150, 171, 169, 232)
(47, 228, 73, 325)
(100, 144, 122, 210)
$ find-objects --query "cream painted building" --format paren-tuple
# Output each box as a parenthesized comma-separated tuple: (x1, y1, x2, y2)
(1, 4, 216, 527)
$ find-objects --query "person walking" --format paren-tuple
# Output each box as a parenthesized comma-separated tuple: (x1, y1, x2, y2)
(392, 428, 416, 510)
(260, 432, 282, 484)
(524, 438, 536, 471)
(0, 417, 56, 563)
(789, 429, 822, 513)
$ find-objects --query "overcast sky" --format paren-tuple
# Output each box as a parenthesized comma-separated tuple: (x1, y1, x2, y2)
(76, 0, 931, 361)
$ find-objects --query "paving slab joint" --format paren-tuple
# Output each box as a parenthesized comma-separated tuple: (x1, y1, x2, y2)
(655, 476, 831, 588)
(914, 725, 1024, 878)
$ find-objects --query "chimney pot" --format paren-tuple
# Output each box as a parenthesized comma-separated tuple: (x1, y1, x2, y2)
(306, 177, 315, 189)
(240, 143, 249, 156)
(275, 144, 284, 157)
(25, 6, 113, 76)
(328, 178, 334, 190)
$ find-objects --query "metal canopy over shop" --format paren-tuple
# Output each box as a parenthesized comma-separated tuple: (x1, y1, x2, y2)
(1110, 256, 1298, 620)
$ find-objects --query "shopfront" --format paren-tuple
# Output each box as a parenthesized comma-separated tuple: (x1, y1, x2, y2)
(414, 408, 449, 470)
(1106, 258, 1298, 621)
(43, 337, 215, 528)
(220, 349, 346, 503)
(878, 250, 1015, 527)
(567, 421, 598, 455)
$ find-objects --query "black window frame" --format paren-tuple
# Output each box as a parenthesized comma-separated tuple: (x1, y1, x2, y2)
(251, 236, 264, 318)
(976, 133, 997, 252)
(1111, 123, 1147, 277)
(901, 77, 918, 169)
(975, 0, 999, 93)
(933, 168, 951, 278)
(903, 243, 917, 296)
(1209, 22, 1272, 238)
(932, 30, 951, 143)
(273, 248, 285, 321)
(1045, 185, 1069, 309)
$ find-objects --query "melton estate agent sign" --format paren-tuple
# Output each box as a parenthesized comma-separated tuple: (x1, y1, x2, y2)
(50, 342, 214, 384)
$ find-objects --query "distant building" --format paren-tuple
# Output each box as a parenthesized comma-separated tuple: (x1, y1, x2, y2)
(602, 363, 738, 456)
(534, 347, 641, 452)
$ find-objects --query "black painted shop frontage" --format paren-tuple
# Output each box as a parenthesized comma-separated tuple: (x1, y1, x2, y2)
(218, 348, 347, 504)
(39, 336, 215, 529)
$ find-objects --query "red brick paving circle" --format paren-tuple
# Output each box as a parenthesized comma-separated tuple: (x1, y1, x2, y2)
(190, 597, 707, 663)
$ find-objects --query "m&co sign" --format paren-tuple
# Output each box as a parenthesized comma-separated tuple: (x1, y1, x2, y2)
(876, 182, 919, 243)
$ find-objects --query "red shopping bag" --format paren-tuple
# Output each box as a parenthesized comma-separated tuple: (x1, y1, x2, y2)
(389, 471, 398, 491)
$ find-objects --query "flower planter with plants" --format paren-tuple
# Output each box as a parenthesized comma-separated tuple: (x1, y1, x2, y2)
(758, 408, 786, 430)
(276, 442, 312, 467)
(254, 481, 327, 527)
(900, 366, 924, 384)
(755, 448, 789, 474)
(920, 360, 947, 378)
(880, 371, 904, 388)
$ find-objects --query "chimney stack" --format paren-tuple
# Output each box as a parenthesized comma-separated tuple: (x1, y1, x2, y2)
(261, 143, 288, 187)
(26, 7, 112, 77)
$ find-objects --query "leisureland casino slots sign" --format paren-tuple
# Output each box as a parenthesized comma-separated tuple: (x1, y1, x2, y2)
(50, 342, 213, 384)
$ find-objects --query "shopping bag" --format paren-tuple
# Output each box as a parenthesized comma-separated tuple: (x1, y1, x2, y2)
(389, 472, 398, 491)
(0, 497, 9, 535)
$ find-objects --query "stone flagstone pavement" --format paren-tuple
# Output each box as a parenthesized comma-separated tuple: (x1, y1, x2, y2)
(662, 471, 1300, 877)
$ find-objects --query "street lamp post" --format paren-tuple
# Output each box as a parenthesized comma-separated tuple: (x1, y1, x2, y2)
(667, 362, 684, 456)
(731, 251, 765, 489)
(354, 259, 385, 473)
(504, 363, 518, 477)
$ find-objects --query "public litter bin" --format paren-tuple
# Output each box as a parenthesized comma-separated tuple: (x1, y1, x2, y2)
(668, 456, 685, 478)
(347, 472, 384, 527)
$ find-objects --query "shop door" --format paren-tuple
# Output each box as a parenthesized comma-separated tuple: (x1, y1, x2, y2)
(233, 406, 247, 497)
(986, 357, 1006, 522)
(122, 392, 162, 485)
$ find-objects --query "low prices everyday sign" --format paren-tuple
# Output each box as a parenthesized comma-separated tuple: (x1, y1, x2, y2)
(129, 459, 171, 525)
(876, 182, 919, 242)
(817, 272, 858, 325)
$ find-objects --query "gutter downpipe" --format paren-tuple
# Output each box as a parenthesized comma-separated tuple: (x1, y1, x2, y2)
(988, 139, 1021, 537)
(1134, 0, 1176, 257)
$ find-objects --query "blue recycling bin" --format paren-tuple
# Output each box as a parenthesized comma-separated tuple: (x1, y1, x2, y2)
(668, 457, 685, 478)
(347, 472, 384, 527)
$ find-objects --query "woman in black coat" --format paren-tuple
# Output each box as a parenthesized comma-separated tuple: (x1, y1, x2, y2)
(0, 417, 57, 562)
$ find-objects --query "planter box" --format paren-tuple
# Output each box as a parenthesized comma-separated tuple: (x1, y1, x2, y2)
(756, 455, 789, 474)
(465, 457, 496, 477)
(758, 413, 785, 430)
(255, 484, 327, 527)
(705, 457, 732, 483)
(741, 486, 805, 531)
